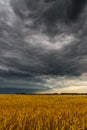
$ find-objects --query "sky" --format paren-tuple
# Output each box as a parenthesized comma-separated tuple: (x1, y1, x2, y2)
(0, 0, 87, 93)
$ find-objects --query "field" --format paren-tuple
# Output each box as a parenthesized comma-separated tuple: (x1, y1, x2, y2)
(0, 95, 87, 130)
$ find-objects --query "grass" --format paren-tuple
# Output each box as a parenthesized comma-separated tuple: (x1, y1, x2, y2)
(0, 94, 87, 130)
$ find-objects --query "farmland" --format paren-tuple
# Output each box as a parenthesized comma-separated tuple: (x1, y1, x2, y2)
(0, 94, 87, 130)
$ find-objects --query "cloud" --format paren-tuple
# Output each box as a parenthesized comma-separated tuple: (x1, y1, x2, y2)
(0, 0, 87, 89)
(41, 85, 87, 94)
(36, 74, 87, 93)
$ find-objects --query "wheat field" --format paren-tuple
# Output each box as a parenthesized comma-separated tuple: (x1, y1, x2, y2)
(0, 94, 87, 130)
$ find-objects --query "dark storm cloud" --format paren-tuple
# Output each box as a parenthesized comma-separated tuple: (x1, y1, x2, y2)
(10, 0, 86, 35)
(0, 75, 50, 93)
(0, 0, 87, 80)
(11, 0, 87, 31)
(11, 0, 86, 22)
(67, 0, 86, 21)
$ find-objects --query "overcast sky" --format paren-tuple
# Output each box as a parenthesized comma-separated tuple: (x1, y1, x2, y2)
(0, 0, 87, 93)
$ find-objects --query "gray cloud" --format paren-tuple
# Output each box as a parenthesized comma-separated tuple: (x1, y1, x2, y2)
(0, 0, 87, 82)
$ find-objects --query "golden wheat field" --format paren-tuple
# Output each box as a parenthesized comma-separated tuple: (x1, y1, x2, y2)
(0, 94, 87, 130)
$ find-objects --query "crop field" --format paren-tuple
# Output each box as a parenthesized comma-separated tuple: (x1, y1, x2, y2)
(0, 94, 87, 130)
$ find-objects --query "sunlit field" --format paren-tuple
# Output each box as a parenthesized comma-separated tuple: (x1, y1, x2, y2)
(0, 94, 87, 130)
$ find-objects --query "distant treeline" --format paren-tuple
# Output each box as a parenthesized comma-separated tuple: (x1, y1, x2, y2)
(16, 93, 87, 95)
(60, 93, 87, 95)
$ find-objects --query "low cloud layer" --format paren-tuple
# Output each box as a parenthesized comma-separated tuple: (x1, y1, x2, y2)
(0, 0, 87, 93)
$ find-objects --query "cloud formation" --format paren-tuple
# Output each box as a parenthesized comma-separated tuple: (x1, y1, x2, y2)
(0, 0, 87, 93)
